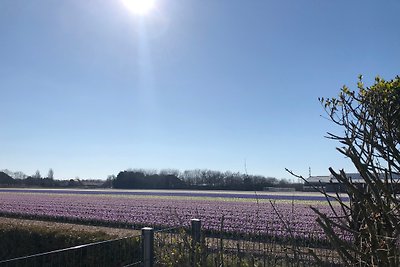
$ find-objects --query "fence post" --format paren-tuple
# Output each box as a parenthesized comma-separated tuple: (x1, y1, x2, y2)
(141, 227, 154, 267)
(191, 219, 201, 245)
(191, 219, 201, 266)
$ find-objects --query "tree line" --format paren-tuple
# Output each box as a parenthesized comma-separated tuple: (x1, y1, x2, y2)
(0, 169, 92, 188)
(1, 168, 300, 191)
(110, 168, 300, 191)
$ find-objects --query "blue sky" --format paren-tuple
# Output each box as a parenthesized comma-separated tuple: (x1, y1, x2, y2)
(1, 0, 399, 180)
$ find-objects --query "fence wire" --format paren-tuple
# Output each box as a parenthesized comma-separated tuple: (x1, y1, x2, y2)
(151, 225, 345, 267)
(1, 222, 354, 267)
(0, 234, 141, 267)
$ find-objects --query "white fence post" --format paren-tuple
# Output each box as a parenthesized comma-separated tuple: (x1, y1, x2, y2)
(141, 227, 154, 267)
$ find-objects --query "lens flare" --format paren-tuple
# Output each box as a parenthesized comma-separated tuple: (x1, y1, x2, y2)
(122, 0, 155, 15)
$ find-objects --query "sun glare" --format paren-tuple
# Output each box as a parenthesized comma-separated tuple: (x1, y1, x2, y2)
(122, 0, 155, 15)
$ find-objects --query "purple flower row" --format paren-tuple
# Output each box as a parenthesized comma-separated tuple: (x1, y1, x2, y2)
(0, 188, 349, 201)
(0, 191, 345, 240)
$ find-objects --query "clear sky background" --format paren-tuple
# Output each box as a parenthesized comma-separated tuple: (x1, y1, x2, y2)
(1, 0, 399, 180)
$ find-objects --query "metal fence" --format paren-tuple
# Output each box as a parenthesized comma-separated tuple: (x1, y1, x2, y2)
(151, 219, 344, 267)
(1, 219, 344, 267)
(0, 234, 141, 267)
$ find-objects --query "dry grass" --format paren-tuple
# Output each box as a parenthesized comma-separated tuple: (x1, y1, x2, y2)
(0, 216, 139, 238)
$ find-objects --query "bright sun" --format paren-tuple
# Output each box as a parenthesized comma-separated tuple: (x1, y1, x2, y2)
(122, 0, 155, 15)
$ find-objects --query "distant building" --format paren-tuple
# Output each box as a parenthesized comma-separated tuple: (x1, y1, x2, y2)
(0, 171, 15, 185)
(81, 180, 105, 188)
(304, 173, 400, 192)
(263, 187, 296, 192)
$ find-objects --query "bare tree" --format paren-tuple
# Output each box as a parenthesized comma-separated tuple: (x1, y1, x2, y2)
(293, 76, 400, 266)
(47, 168, 54, 180)
(33, 170, 41, 179)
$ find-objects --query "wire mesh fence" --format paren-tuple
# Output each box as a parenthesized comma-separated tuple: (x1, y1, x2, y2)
(0, 234, 142, 267)
(201, 233, 343, 267)
(153, 226, 191, 266)
(0, 219, 349, 267)
(150, 219, 345, 267)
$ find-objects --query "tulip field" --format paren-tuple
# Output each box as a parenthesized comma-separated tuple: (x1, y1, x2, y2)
(0, 189, 346, 241)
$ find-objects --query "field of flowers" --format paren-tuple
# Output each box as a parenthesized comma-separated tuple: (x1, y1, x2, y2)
(0, 189, 344, 241)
